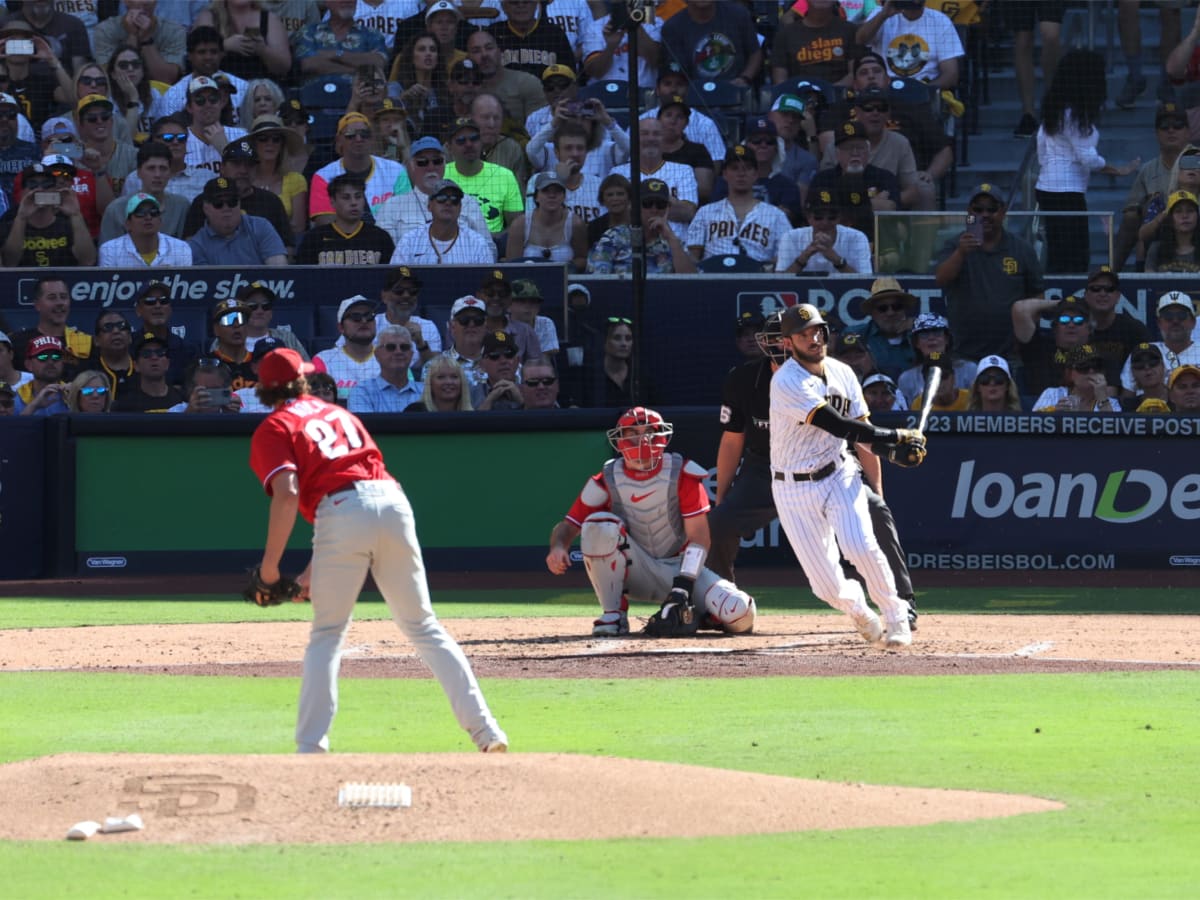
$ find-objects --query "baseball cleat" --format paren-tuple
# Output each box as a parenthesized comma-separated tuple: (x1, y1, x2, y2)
(885, 616, 912, 649)
(482, 740, 508, 753)
(592, 610, 629, 636)
(901, 596, 918, 632)
(851, 609, 884, 645)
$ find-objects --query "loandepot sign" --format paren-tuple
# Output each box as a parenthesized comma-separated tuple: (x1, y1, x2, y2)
(951, 461, 1200, 523)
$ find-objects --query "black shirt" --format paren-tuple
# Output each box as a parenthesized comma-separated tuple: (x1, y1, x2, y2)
(111, 382, 185, 413)
(295, 222, 395, 266)
(808, 164, 902, 239)
(1090, 313, 1150, 384)
(719, 357, 773, 461)
(663, 140, 714, 174)
(0, 209, 82, 267)
(487, 19, 576, 79)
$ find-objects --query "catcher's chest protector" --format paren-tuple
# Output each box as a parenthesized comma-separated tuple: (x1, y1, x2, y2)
(602, 453, 687, 559)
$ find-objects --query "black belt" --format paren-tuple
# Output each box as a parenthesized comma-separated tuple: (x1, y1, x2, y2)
(324, 484, 357, 502)
(773, 461, 837, 483)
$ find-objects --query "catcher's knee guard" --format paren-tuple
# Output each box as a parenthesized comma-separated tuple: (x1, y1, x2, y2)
(702, 580, 756, 634)
(580, 513, 630, 613)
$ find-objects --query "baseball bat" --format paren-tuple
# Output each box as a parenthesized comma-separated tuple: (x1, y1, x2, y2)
(915, 366, 943, 434)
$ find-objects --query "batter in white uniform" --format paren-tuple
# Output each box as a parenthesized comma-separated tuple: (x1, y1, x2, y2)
(768, 304, 925, 649)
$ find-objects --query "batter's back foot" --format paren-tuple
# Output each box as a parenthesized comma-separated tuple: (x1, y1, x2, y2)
(885, 616, 912, 649)
(851, 609, 884, 645)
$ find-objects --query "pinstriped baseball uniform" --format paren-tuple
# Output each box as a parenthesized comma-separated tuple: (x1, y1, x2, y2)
(769, 355, 908, 625)
(607, 160, 699, 243)
(685, 198, 792, 264)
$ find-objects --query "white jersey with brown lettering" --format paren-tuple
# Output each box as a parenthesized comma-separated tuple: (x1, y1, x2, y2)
(686, 198, 792, 264)
(769, 355, 865, 474)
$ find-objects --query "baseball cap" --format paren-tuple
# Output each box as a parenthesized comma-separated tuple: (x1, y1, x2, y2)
(211, 297, 248, 323)
(238, 280, 278, 302)
(482, 330, 517, 354)
(201, 176, 239, 204)
(567, 283, 591, 307)
(510, 279, 543, 301)
(834, 120, 867, 145)
(428, 177, 464, 199)
(409, 135, 444, 157)
(1156, 101, 1186, 126)
(1086, 265, 1119, 288)
(658, 94, 689, 115)
(968, 182, 1005, 205)
(532, 171, 566, 192)
(250, 336, 285, 362)
(853, 87, 889, 107)
(222, 138, 258, 162)
(744, 115, 776, 138)
(27, 334, 65, 358)
(451, 296, 487, 317)
(780, 304, 829, 337)
(542, 64, 575, 83)
(337, 294, 375, 321)
(1135, 397, 1172, 414)
(1180, 148, 1200, 171)
(385, 265, 422, 288)
(445, 116, 479, 138)
(137, 280, 171, 302)
(76, 93, 113, 115)
(1166, 189, 1199, 213)
(771, 93, 807, 115)
(337, 112, 370, 135)
(725, 143, 755, 168)
(132, 331, 170, 356)
(0, 93, 18, 108)
(478, 269, 510, 292)
(974, 355, 1012, 383)
(808, 188, 838, 211)
(1168, 364, 1200, 388)
(1053, 295, 1091, 319)
(923, 350, 954, 373)
(372, 98, 406, 120)
(41, 116, 77, 140)
(833, 331, 868, 355)
(1157, 291, 1195, 315)
(124, 192, 161, 218)
(911, 312, 949, 334)
(863, 372, 897, 391)
(425, 0, 461, 21)
(737, 311, 765, 333)
(187, 75, 220, 95)
(40, 153, 75, 177)
(1065, 344, 1102, 369)
(0, 330, 10, 346)
(641, 178, 671, 201)
(657, 62, 686, 83)
(1130, 342, 1164, 365)
(258, 348, 315, 388)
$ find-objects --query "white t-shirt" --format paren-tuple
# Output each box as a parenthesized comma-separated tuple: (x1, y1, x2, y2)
(686, 198, 791, 264)
(775, 225, 873, 274)
(864, 7, 964, 82)
(581, 14, 663, 88)
(770, 356, 865, 472)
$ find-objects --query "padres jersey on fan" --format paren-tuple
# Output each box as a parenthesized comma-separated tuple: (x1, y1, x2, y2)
(686, 198, 791, 263)
(249, 395, 391, 523)
(769, 356, 866, 472)
(564, 452, 710, 559)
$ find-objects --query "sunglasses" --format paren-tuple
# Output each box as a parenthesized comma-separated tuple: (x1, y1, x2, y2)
(453, 75, 483, 85)
(79, 386, 109, 396)
(115, 59, 142, 70)
(453, 133, 481, 145)
(1087, 284, 1117, 293)
(254, 133, 284, 143)
(641, 199, 669, 209)
(873, 303, 906, 313)
(1160, 309, 1192, 322)
(485, 349, 517, 360)
(809, 211, 838, 221)
(217, 312, 245, 327)
(1159, 121, 1187, 130)
(79, 75, 108, 86)
(432, 193, 461, 204)
(342, 130, 372, 140)
(456, 314, 486, 326)
(414, 156, 445, 167)
(25, 181, 55, 191)
(140, 296, 170, 306)
(976, 373, 1008, 386)
(156, 132, 188, 143)
(138, 348, 168, 358)
(607, 317, 633, 325)
(191, 94, 221, 106)
(243, 301, 272, 311)
(1072, 362, 1102, 373)
(1131, 359, 1160, 370)
(969, 205, 1000, 215)
(344, 311, 375, 323)
(382, 342, 412, 352)
(859, 104, 889, 113)
(1057, 314, 1088, 325)
(34, 351, 64, 361)
(84, 113, 113, 123)
(130, 208, 161, 219)
(100, 320, 131, 332)
(524, 376, 557, 387)
(0, 111, 17, 121)
(208, 199, 239, 210)
(387, 284, 419, 296)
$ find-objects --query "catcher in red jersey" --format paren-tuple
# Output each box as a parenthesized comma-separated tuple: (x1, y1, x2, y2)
(248, 348, 508, 754)
(546, 406, 756, 637)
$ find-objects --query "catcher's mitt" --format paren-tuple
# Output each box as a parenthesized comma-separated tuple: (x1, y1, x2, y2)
(243, 567, 304, 607)
(643, 588, 700, 638)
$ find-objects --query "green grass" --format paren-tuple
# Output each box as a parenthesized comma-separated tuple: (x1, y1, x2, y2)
(0, 671, 1197, 898)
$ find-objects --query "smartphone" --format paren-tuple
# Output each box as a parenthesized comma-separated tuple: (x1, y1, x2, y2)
(34, 191, 61, 207)
(6, 39, 34, 56)
(609, 2, 630, 30)
(243, 27, 261, 41)
(206, 387, 232, 408)
(965, 214, 984, 241)
(49, 139, 82, 161)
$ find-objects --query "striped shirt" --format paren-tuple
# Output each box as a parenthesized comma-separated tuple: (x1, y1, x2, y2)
(98, 233, 193, 268)
(389, 225, 497, 265)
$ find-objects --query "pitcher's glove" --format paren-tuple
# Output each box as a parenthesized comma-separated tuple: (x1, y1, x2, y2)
(873, 438, 927, 468)
(243, 567, 303, 607)
(643, 588, 700, 638)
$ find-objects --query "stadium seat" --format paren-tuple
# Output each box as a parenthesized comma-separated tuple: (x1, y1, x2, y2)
(686, 80, 751, 118)
(697, 254, 768, 274)
(300, 76, 352, 112)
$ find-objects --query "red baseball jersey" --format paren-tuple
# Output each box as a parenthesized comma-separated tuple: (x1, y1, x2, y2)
(249, 395, 392, 523)
(564, 458, 710, 526)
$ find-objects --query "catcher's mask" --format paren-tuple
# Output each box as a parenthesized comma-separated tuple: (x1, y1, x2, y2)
(607, 406, 674, 471)
(755, 310, 788, 364)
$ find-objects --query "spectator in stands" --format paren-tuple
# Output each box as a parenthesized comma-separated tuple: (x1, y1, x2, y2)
(307, 371, 339, 405)
(417, 1, 467, 71)
(657, 95, 714, 203)
(581, 4, 661, 88)
(910, 352, 969, 411)
(1036, 49, 1141, 275)
(370, 98, 411, 164)
(488, 0, 575, 78)
(1165, 7, 1200, 95)
(1119, 342, 1168, 411)
(295, 173, 395, 266)
(293, 0, 387, 87)
(735, 311, 765, 362)
(9, 277, 91, 373)
(121, 115, 210, 203)
(1033, 344, 1120, 413)
(0, 92, 38, 209)
(130, 281, 198, 387)
(412, 354, 474, 412)
(466, 28, 545, 126)
(967, 355, 1023, 413)
(430, 295, 490, 404)
(390, 176, 497, 265)
(277, 99, 317, 176)
(661, 0, 761, 86)
(768, 93, 820, 189)
(99, 192, 192, 267)
(586, 172, 631, 244)
(1079, 266, 1149, 383)
(313, 295, 381, 400)
(100, 142, 186, 242)
(32, 126, 106, 240)
(176, 358, 242, 414)
(520, 356, 563, 409)
(934, 183, 1044, 361)
(1145, 189, 1200, 272)
(474, 270, 542, 361)
(506, 171, 586, 269)
(184, 137, 291, 245)
(0, 330, 30, 392)
(1114, 103, 1189, 271)
(808, 120, 898, 244)
(1006, 1, 1063, 137)
(596, 315, 637, 407)
(776, 187, 871, 274)
(862, 371, 902, 414)
(1167, 363, 1200, 412)
(1, 3, 89, 75)
(425, 57, 482, 143)
(207, 298, 256, 389)
(542, 122, 603, 225)
(855, 0, 964, 89)
(0, 378, 15, 415)
(526, 94, 630, 181)
(508, 278, 560, 358)
(847, 277, 917, 380)
(1137, 143, 1200, 250)
(309, 112, 409, 226)
(587, 177, 697, 274)
(475, 329, 526, 411)
(86, 309, 137, 399)
(898, 313, 976, 407)
(188, 175, 287, 265)
(345, 60, 391, 124)
(375, 135, 489, 244)
(192, 0, 291, 82)
(238, 281, 308, 359)
(1120, 291, 1200, 393)
(93, 0, 187, 85)
(239, 79, 286, 133)
(180, 75, 248, 175)
(1118, 0, 1180, 107)
(771, 0, 859, 85)
(76, 92, 138, 185)
(831, 330, 877, 379)
(445, 116, 523, 235)
(152, 26, 248, 122)
(107, 48, 161, 143)
(247, 114, 308, 241)
(523, 63, 574, 144)
(15, 335, 69, 416)
(723, 115, 803, 225)
(64, 370, 113, 414)
(347, 324, 424, 413)
(842, 87, 932, 211)
(0, 162, 96, 268)
(231, 335, 283, 413)
(687, 144, 790, 269)
(639, 62, 727, 170)
(609, 118, 697, 243)
(391, 31, 450, 140)
(1, 25, 71, 132)
(472, 92, 530, 192)
(366, 266, 441, 368)
(1012, 295, 1096, 396)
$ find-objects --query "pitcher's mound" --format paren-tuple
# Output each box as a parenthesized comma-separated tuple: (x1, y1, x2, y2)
(0, 753, 1063, 844)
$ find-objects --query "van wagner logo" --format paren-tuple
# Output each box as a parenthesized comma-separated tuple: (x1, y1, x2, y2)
(950, 460, 1200, 524)
(86, 557, 128, 569)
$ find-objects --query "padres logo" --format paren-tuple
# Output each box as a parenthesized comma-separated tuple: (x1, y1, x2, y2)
(818, 190, 832, 204)
(798, 306, 812, 322)
(1002, 257, 1018, 274)
(646, 179, 666, 193)
(842, 122, 856, 136)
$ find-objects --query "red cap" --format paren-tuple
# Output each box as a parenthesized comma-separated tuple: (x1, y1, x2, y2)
(257, 348, 315, 388)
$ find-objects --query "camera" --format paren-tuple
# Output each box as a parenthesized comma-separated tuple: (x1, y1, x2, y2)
(564, 99, 596, 118)
(33, 191, 61, 207)
(205, 387, 232, 408)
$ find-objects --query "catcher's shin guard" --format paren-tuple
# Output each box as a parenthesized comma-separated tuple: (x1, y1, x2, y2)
(702, 580, 757, 634)
(580, 512, 630, 614)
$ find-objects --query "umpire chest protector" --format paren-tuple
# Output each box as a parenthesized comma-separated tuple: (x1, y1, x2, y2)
(602, 453, 688, 558)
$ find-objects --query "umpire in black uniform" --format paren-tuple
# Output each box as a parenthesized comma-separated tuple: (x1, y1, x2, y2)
(707, 311, 919, 628)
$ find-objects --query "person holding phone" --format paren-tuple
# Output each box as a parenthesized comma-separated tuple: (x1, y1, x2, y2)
(191, 0, 291, 80)
(174, 358, 242, 414)
(0, 161, 96, 267)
